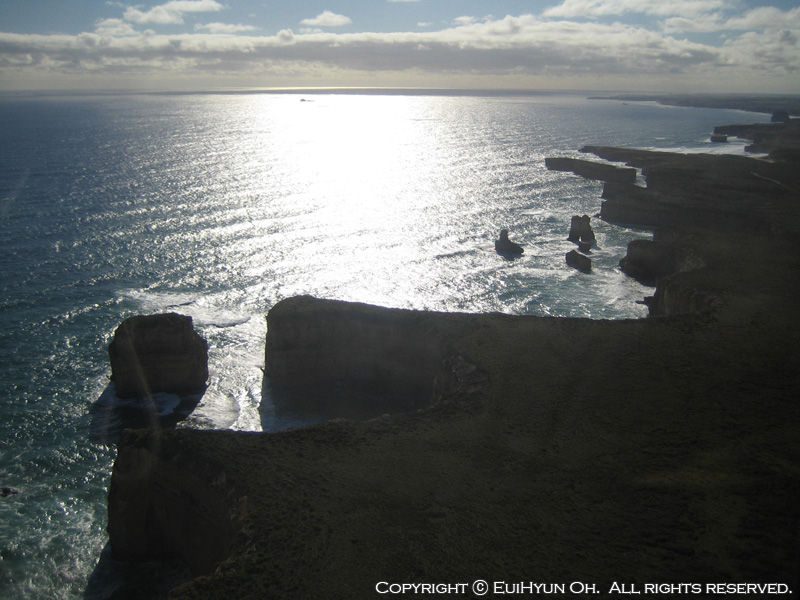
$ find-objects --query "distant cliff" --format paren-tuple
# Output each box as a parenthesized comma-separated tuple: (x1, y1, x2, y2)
(544, 156, 637, 183)
(589, 93, 800, 117)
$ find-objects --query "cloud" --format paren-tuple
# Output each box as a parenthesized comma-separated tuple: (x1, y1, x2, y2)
(95, 18, 140, 37)
(543, 0, 732, 19)
(1, 12, 799, 92)
(124, 0, 224, 25)
(300, 11, 352, 28)
(724, 7, 800, 31)
(664, 6, 800, 33)
(195, 23, 258, 34)
(277, 29, 295, 43)
(0, 16, 723, 73)
(722, 27, 800, 74)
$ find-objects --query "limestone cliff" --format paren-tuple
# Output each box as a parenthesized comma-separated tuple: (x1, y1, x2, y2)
(545, 156, 637, 183)
(107, 429, 246, 575)
(108, 293, 800, 597)
(264, 296, 487, 418)
(581, 145, 800, 234)
(106, 123, 800, 598)
(108, 313, 208, 399)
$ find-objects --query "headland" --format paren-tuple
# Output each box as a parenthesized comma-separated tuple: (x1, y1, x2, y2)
(104, 103, 800, 598)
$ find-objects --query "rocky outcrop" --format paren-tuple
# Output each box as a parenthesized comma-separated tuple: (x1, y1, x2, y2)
(265, 296, 483, 419)
(565, 250, 591, 272)
(108, 313, 208, 399)
(772, 110, 791, 123)
(567, 214, 595, 245)
(580, 146, 800, 233)
(646, 277, 721, 317)
(107, 429, 246, 575)
(599, 182, 674, 228)
(714, 119, 800, 159)
(494, 229, 524, 255)
(619, 239, 679, 286)
(545, 156, 637, 183)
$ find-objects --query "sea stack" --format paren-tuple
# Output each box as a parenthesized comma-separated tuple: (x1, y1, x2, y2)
(495, 229, 524, 256)
(566, 249, 592, 272)
(108, 313, 208, 399)
(567, 215, 596, 246)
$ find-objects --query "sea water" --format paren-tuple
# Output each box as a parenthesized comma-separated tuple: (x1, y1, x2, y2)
(0, 90, 770, 598)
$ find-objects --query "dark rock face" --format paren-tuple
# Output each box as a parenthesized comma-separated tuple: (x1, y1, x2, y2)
(619, 239, 679, 286)
(713, 119, 800, 159)
(545, 156, 637, 183)
(566, 250, 591, 272)
(567, 214, 595, 245)
(581, 146, 800, 233)
(494, 229, 524, 256)
(108, 313, 208, 399)
(107, 429, 246, 575)
(599, 182, 672, 228)
(772, 110, 790, 123)
(265, 296, 479, 419)
(646, 278, 721, 317)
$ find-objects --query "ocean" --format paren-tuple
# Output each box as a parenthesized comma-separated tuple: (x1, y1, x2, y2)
(0, 90, 771, 598)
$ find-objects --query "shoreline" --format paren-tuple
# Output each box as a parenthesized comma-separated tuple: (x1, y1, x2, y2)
(588, 93, 800, 116)
(102, 116, 800, 598)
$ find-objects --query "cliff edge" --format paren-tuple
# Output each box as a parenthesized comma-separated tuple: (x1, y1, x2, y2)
(107, 138, 800, 598)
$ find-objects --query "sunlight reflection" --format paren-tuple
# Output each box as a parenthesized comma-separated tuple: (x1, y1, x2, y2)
(200, 93, 650, 317)
(241, 94, 484, 308)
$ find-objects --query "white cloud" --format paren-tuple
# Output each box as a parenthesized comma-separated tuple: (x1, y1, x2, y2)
(664, 6, 800, 33)
(724, 7, 800, 30)
(161, 0, 224, 11)
(722, 27, 800, 74)
(277, 29, 295, 43)
(124, 0, 224, 25)
(300, 11, 352, 28)
(95, 18, 140, 37)
(124, 6, 182, 25)
(544, 0, 732, 19)
(0, 17, 724, 74)
(2, 12, 799, 92)
(195, 23, 258, 34)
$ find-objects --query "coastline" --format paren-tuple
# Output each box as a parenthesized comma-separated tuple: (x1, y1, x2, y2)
(588, 93, 800, 116)
(103, 110, 800, 598)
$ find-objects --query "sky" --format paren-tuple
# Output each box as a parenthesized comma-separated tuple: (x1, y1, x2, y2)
(1, 0, 799, 93)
